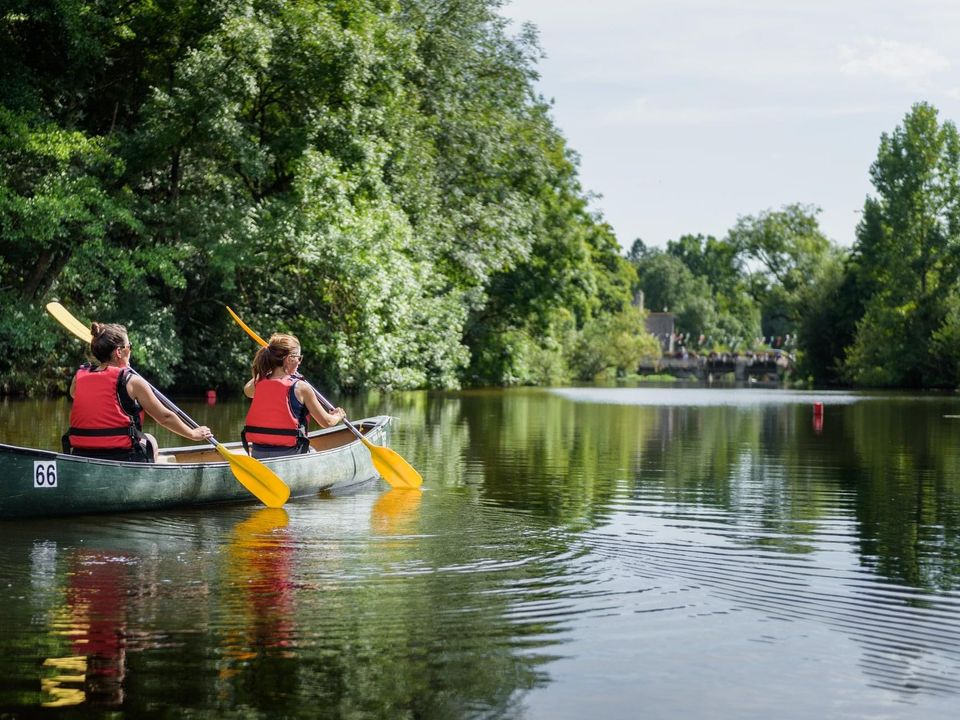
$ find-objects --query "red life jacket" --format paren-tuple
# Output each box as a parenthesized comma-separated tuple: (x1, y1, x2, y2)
(68, 366, 144, 450)
(243, 376, 308, 450)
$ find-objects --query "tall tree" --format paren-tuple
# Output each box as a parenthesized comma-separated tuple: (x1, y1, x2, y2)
(844, 102, 960, 386)
(664, 232, 760, 346)
(1, 0, 641, 394)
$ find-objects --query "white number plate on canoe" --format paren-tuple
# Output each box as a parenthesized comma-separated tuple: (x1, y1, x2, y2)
(34, 461, 58, 488)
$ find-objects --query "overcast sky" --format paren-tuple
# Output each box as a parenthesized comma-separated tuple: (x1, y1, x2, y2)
(500, 0, 960, 249)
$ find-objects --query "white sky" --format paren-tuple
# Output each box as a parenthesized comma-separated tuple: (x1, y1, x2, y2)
(501, 0, 960, 249)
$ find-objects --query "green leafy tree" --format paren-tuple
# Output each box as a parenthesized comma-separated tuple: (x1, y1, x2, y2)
(0, 0, 648, 395)
(570, 307, 660, 379)
(844, 102, 960, 386)
(633, 251, 720, 342)
(666, 233, 742, 292)
(727, 203, 834, 341)
(400, 0, 638, 385)
(793, 250, 854, 382)
(663, 233, 761, 349)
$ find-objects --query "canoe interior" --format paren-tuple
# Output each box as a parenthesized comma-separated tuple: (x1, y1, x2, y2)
(157, 420, 380, 464)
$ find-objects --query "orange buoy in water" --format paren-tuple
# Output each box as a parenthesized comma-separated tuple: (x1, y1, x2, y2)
(813, 402, 824, 434)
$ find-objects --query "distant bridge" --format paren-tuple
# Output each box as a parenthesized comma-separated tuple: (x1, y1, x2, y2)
(639, 352, 794, 381)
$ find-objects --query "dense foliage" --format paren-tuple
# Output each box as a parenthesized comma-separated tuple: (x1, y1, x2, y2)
(0, 0, 649, 395)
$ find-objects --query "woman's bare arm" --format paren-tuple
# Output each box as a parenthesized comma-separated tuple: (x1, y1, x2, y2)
(296, 382, 346, 428)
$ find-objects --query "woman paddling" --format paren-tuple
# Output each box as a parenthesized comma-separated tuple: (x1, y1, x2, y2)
(242, 333, 346, 459)
(64, 322, 212, 462)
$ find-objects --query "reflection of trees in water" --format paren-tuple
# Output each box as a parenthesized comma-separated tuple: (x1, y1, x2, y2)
(630, 401, 960, 593)
(613, 400, 960, 701)
(12, 389, 960, 711)
(588, 511, 960, 702)
(434, 388, 960, 701)
(209, 496, 558, 718)
(453, 390, 657, 528)
(846, 400, 960, 593)
(449, 392, 844, 540)
(358, 389, 474, 487)
(28, 499, 556, 716)
(0, 397, 71, 449)
(640, 404, 843, 548)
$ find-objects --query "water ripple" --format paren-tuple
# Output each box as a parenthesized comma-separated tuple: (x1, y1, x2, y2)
(576, 503, 960, 699)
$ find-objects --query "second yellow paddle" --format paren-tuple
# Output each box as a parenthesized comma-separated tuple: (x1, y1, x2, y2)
(226, 305, 423, 489)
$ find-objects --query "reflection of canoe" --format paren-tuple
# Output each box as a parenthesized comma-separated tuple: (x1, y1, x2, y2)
(0, 417, 391, 519)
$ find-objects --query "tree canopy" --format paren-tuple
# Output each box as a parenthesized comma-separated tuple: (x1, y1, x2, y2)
(0, 0, 649, 394)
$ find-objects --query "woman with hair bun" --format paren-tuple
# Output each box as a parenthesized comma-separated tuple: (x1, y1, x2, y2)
(241, 333, 346, 459)
(65, 322, 212, 462)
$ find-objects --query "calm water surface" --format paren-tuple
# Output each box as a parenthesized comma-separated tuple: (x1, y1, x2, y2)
(1, 386, 959, 719)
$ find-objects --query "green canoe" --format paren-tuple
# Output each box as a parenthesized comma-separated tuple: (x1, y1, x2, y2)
(0, 416, 392, 519)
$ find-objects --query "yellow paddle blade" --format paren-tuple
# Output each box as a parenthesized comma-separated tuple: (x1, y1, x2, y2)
(226, 305, 268, 347)
(214, 444, 291, 508)
(361, 437, 423, 488)
(46, 302, 92, 343)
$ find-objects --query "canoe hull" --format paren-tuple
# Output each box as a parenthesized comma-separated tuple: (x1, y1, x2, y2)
(0, 416, 392, 519)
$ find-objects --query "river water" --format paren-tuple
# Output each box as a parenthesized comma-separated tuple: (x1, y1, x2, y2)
(0, 386, 958, 719)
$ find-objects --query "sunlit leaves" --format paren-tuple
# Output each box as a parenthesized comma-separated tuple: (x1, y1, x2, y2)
(0, 108, 138, 302)
(1, 0, 643, 394)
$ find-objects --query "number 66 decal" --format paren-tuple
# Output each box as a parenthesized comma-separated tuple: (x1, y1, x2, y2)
(34, 461, 58, 488)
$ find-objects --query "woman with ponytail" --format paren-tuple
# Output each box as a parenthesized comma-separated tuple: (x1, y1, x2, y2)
(241, 333, 346, 459)
(66, 322, 212, 462)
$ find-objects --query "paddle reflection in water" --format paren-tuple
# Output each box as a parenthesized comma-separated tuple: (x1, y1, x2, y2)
(370, 488, 423, 536)
(219, 507, 295, 680)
